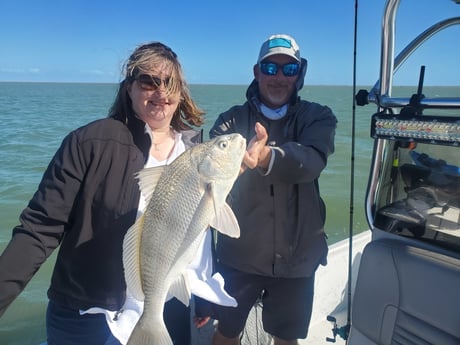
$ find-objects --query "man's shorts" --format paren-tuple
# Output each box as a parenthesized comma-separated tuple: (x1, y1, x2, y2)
(211, 264, 315, 340)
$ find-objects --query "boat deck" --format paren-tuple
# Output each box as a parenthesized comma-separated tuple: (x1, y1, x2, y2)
(302, 230, 371, 344)
(192, 231, 371, 345)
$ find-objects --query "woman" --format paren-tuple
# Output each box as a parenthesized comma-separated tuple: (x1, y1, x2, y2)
(0, 42, 205, 344)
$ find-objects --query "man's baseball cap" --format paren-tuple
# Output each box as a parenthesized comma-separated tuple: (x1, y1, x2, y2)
(257, 34, 301, 63)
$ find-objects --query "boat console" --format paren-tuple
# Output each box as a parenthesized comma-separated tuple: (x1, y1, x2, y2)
(344, 0, 460, 344)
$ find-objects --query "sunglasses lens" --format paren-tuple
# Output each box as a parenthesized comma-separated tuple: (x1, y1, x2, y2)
(283, 63, 300, 76)
(260, 63, 278, 76)
(260, 63, 299, 77)
(136, 75, 155, 89)
(136, 75, 168, 90)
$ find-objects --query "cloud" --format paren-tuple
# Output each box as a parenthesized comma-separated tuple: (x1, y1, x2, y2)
(0, 67, 27, 73)
(0, 67, 40, 74)
(87, 69, 105, 75)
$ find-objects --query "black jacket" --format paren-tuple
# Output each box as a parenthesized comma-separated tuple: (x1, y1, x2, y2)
(0, 115, 201, 315)
(210, 81, 337, 278)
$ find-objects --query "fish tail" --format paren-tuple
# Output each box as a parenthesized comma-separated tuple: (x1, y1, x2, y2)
(127, 317, 173, 345)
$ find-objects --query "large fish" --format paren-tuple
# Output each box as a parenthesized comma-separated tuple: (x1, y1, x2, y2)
(122, 133, 246, 345)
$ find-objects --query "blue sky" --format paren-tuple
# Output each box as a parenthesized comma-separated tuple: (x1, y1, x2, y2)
(0, 0, 459, 86)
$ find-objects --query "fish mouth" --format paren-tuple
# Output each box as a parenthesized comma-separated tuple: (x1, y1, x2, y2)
(230, 133, 247, 152)
(240, 138, 247, 150)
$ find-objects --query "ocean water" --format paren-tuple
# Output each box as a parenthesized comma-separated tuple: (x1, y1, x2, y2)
(0, 82, 456, 344)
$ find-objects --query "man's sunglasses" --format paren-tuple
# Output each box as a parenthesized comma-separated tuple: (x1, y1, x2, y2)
(259, 62, 300, 77)
(135, 74, 171, 90)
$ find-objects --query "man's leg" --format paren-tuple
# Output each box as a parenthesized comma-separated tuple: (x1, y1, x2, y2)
(212, 328, 241, 345)
(210, 265, 265, 345)
(273, 336, 298, 345)
(263, 274, 315, 343)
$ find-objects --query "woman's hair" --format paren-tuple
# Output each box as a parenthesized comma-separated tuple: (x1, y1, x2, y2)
(108, 42, 204, 130)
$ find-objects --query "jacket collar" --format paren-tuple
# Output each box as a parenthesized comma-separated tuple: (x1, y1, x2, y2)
(126, 114, 151, 163)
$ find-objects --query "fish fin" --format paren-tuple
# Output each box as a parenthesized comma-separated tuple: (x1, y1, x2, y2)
(168, 273, 191, 307)
(210, 203, 241, 238)
(135, 166, 165, 205)
(208, 182, 230, 215)
(207, 181, 239, 237)
(208, 181, 220, 219)
(122, 214, 145, 301)
(128, 314, 173, 345)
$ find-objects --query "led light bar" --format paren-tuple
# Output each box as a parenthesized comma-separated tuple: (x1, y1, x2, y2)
(371, 113, 460, 146)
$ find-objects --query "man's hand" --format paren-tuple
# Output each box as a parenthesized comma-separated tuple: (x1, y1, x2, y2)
(241, 122, 270, 173)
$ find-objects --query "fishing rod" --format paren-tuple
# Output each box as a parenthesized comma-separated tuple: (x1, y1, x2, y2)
(345, 0, 359, 337)
(326, 0, 358, 342)
(347, 0, 359, 336)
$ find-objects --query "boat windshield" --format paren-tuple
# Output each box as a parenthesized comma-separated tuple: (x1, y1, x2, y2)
(372, 133, 460, 252)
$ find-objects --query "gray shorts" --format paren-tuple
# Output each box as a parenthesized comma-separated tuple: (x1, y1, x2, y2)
(212, 264, 315, 340)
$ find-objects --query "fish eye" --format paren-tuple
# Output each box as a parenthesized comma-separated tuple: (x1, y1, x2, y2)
(218, 139, 228, 149)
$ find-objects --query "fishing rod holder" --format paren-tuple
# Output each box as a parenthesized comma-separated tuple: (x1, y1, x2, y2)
(325, 315, 349, 343)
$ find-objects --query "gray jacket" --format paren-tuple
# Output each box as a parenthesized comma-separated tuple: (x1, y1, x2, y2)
(210, 81, 337, 278)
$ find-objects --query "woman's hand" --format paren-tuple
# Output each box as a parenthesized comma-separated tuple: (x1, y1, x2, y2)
(193, 315, 211, 328)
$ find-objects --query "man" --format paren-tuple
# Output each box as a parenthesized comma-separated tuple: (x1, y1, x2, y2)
(200, 34, 337, 345)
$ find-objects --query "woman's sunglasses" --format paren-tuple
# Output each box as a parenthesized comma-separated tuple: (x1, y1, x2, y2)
(259, 62, 300, 77)
(135, 74, 171, 91)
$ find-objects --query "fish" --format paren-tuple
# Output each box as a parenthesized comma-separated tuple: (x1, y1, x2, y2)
(122, 133, 246, 345)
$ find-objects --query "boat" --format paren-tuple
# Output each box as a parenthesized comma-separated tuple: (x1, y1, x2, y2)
(219, 0, 460, 344)
(5, 1, 459, 344)
(307, 0, 460, 343)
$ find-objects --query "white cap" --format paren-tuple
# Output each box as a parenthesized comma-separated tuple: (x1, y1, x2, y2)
(257, 34, 301, 63)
